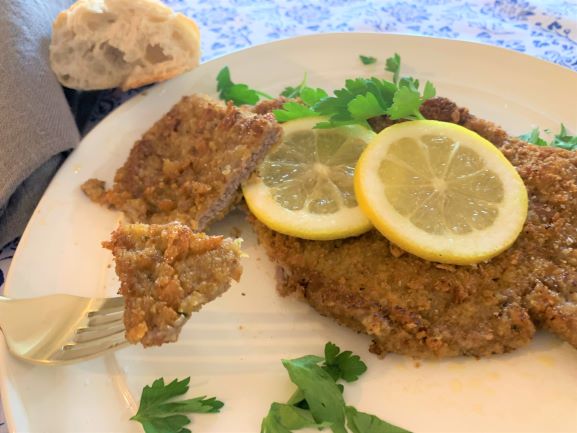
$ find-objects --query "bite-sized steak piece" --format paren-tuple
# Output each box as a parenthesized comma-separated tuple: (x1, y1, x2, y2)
(104, 222, 242, 347)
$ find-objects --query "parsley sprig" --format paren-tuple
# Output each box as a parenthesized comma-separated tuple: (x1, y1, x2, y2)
(275, 74, 328, 122)
(519, 124, 577, 151)
(272, 53, 436, 128)
(216, 66, 273, 105)
(359, 55, 377, 65)
(130, 377, 224, 433)
(216, 54, 435, 129)
(261, 342, 412, 433)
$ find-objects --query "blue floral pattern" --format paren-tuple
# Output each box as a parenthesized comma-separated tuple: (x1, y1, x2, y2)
(0, 1, 575, 430)
(78, 0, 577, 134)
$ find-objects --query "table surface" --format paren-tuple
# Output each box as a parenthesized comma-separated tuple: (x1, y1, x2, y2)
(1, 0, 576, 431)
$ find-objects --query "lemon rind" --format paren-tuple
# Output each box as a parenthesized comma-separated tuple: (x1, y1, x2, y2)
(355, 120, 528, 265)
(243, 117, 376, 241)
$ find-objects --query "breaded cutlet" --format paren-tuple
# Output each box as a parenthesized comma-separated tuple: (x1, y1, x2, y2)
(82, 94, 282, 230)
(250, 97, 577, 358)
(104, 222, 242, 347)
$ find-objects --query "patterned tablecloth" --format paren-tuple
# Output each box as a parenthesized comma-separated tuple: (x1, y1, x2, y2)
(0, 0, 575, 431)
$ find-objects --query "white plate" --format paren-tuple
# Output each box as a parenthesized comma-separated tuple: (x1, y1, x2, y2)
(2, 33, 577, 433)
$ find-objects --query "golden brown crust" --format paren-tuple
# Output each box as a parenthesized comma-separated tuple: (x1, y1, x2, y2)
(250, 97, 577, 358)
(83, 94, 282, 230)
(104, 222, 242, 346)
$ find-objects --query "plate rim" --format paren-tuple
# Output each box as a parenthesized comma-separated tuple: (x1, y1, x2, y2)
(2, 31, 577, 433)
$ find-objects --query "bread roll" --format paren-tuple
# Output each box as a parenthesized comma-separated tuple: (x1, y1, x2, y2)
(49, 0, 200, 91)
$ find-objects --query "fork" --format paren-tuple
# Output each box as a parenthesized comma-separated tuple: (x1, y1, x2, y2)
(0, 294, 129, 365)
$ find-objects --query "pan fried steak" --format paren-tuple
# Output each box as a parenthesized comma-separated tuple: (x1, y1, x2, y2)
(82, 94, 282, 231)
(250, 97, 577, 358)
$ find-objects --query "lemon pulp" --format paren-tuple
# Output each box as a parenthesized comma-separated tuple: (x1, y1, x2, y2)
(355, 120, 528, 264)
(243, 117, 376, 240)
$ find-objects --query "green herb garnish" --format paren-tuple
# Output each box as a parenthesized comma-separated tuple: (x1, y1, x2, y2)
(216, 66, 273, 105)
(359, 55, 377, 65)
(130, 377, 224, 433)
(519, 124, 577, 151)
(217, 54, 435, 127)
(280, 73, 309, 98)
(261, 342, 412, 433)
(384, 53, 401, 84)
(518, 127, 548, 146)
(272, 53, 435, 128)
(346, 406, 412, 433)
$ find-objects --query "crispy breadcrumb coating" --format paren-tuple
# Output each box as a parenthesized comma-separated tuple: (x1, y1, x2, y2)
(251, 97, 577, 358)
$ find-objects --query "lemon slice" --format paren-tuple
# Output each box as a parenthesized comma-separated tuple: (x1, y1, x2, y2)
(355, 120, 528, 264)
(243, 117, 376, 240)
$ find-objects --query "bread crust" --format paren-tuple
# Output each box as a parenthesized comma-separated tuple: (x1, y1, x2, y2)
(49, 0, 201, 91)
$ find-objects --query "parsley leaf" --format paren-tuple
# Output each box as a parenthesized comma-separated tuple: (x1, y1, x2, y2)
(222, 53, 435, 128)
(130, 378, 223, 433)
(273, 102, 318, 122)
(385, 53, 401, 85)
(280, 73, 308, 98)
(279, 75, 329, 102)
(519, 124, 577, 150)
(216, 66, 273, 105)
(300, 86, 329, 106)
(261, 343, 411, 433)
(552, 124, 577, 150)
(348, 93, 385, 122)
(261, 403, 331, 433)
(346, 406, 411, 433)
(386, 86, 424, 120)
(323, 342, 367, 383)
(360, 55, 377, 65)
(282, 356, 348, 433)
(422, 81, 436, 100)
(273, 84, 328, 121)
(313, 78, 396, 128)
(518, 127, 548, 146)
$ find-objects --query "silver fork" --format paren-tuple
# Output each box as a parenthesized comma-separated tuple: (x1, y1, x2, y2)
(0, 294, 128, 365)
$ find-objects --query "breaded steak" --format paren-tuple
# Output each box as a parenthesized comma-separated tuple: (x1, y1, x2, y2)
(250, 98, 577, 358)
(82, 94, 282, 230)
(104, 222, 242, 347)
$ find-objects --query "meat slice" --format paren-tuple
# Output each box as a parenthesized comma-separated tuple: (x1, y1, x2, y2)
(82, 94, 282, 230)
(250, 97, 577, 358)
(104, 222, 243, 347)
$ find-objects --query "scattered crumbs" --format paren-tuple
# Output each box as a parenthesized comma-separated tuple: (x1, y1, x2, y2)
(241, 292, 246, 296)
(413, 361, 421, 368)
(256, 257, 261, 262)
(230, 226, 242, 238)
(238, 325, 244, 330)
(107, 264, 111, 268)
(435, 263, 456, 272)
(389, 243, 405, 258)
